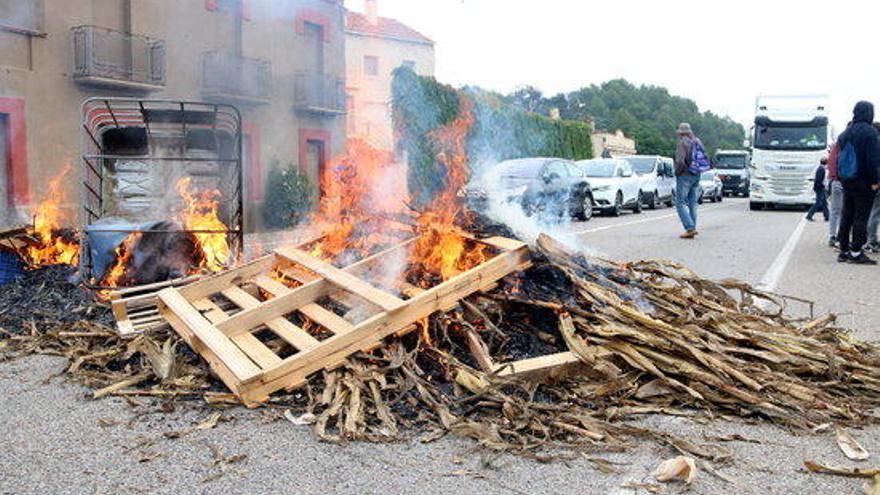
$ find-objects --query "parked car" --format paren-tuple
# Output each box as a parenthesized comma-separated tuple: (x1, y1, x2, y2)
(699, 170, 724, 203)
(575, 159, 643, 216)
(621, 155, 676, 209)
(463, 158, 595, 221)
(714, 150, 751, 197)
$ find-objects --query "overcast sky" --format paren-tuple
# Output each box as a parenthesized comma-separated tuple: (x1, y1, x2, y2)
(352, 0, 880, 134)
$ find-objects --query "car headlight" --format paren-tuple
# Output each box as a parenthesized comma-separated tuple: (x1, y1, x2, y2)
(592, 185, 611, 192)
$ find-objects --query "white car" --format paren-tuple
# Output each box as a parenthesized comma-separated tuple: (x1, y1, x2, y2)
(576, 159, 643, 216)
(622, 155, 676, 209)
(699, 170, 724, 203)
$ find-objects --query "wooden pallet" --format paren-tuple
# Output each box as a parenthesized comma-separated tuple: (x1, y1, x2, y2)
(110, 276, 202, 335)
(157, 235, 530, 406)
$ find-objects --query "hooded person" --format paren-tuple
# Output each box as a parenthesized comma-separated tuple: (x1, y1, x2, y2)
(835, 101, 880, 264)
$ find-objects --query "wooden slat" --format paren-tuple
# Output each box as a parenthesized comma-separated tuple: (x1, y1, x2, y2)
(193, 298, 281, 369)
(215, 241, 415, 337)
(252, 275, 356, 335)
(248, 244, 530, 391)
(221, 286, 320, 352)
(275, 247, 406, 312)
(178, 255, 275, 301)
(157, 288, 261, 381)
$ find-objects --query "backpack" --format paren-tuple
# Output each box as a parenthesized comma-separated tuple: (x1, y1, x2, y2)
(838, 142, 859, 181)
(688, 139, 712, 174)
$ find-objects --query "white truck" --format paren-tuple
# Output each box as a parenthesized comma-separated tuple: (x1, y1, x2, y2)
(748, 95, 833, 210)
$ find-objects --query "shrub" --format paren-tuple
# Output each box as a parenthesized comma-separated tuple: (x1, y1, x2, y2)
(262, 162, 315, 230)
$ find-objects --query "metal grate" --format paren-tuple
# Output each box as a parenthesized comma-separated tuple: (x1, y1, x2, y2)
(201, 51, 272, 102)
(73, 25, 165, 88)
(294, 72, 346, 115)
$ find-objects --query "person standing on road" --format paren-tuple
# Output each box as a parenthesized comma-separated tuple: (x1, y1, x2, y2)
(806, 157, 829, 222)
(673, 123, 707, 239)
(826, 141, 844, 247)
(835, 101, 880, 264)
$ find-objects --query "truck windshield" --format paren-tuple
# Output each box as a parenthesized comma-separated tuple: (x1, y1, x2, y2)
(754, 125, 827, 151)
(715, 155, 747, 168)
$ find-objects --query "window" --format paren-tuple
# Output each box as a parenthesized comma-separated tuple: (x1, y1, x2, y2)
(0, 0, 43, 33)
(402, 60, 416, 70)
(364, 55, 379, 76)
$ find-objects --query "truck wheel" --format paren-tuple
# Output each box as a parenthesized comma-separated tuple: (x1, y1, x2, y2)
(649, 190, 659, 210)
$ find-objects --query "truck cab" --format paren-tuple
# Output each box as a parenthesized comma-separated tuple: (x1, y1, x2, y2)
(714, 150, 751, 197)
(748, 95, 832, 210)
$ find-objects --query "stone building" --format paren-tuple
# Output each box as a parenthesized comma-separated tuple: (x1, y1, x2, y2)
(345, 0, 434, 153)
(0, 0, 347, 231)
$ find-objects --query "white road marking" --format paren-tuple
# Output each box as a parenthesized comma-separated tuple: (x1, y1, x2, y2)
(570, 201, 738, 235)
(757, 216, 808, 293)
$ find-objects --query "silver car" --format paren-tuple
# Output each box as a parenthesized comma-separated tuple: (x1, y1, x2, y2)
(699, 170, 724, 203)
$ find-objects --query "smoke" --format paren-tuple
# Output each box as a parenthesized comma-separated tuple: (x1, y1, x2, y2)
(470, 159, 595, 255)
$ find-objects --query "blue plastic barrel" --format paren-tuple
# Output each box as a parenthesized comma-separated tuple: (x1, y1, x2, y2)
(0, 250, 25, 285)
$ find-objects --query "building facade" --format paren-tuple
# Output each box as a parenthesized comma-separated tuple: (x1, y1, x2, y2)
(591, 129, 637, 158)
(0, 0, 347, 231)
(345, 0, 434, 153)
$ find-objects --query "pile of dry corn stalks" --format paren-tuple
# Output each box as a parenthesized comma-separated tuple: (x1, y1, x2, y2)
(1, 234, 879, 460)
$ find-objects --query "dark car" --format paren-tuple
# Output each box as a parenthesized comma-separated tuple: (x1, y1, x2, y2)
(464, 158, 595, 221)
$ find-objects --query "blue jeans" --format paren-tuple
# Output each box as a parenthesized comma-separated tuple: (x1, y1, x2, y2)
(806, 189, 829, 220)
(676, 174, 701, 232)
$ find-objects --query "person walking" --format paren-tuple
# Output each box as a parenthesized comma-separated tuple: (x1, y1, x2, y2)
(835, 101, 880, 264)
(806, 157, 829, 221)
(826, 141, 843, 247)
(673, 123, 709, 239)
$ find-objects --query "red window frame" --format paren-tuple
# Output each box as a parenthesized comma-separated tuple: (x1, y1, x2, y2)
(0, 97, 29, 206)
(294, 9, 331, 42)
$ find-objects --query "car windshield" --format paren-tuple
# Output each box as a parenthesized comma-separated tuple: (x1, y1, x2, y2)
(701, 172, 715, 180)
(581, 161, 616, 178)
(754, 125, 827, 151)
(623, 157, 657, 174)
(494, 160, 544, 177)
(715, 154, 747, 168)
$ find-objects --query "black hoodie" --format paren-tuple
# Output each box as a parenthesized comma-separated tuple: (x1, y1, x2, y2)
(836, 101, 880, 188)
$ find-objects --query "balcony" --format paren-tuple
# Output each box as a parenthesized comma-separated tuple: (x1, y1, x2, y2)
(294, 73, 346, 116)
(201, 51, 272, 104)
(72, 26, 166, 91)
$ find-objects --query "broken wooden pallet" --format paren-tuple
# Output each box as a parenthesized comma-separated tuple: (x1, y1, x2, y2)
(465, 314, 614, 381)
(110, 276, 202, 335)
(157, 235, 530, 406)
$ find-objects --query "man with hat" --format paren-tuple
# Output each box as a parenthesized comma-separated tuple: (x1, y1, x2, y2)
(673, 122, 704, 239)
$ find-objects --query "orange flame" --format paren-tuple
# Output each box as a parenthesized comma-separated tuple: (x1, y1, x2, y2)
(308, 138, 409, 262)
(175, 177, 230, 272)
(23, 164, 80, 268)
(103, 232, 142, 287)
(408, 95, 488, 281)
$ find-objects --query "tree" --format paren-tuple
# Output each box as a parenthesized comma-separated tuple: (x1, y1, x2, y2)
(547, 79, 745, 157)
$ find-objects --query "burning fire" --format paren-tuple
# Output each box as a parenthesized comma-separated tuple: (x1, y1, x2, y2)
(23, 165, 80, 268)
(409, 96, 488, 281)
(308, 138, 410, 263)
(175, 177, 231, 272)
(102, 232, 142, 287)
(293, 95, 488, 291)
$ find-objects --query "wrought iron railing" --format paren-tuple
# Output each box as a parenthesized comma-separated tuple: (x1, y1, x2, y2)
(294, 72, 346, 114)
(72, 26, 166, 88)
(201, 51, 272, 102)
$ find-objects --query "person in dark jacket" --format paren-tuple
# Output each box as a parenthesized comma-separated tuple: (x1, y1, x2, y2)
(806, 158, 829, 221)
(836, 101, 880, 264)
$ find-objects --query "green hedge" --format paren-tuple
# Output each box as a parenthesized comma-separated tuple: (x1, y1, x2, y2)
(262, 161, 315, 230)
(391, 67, 593, 207)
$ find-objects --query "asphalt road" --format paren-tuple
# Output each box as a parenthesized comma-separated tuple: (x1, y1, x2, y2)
(1, 197, 878, 495)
